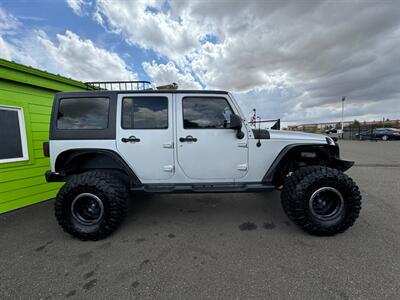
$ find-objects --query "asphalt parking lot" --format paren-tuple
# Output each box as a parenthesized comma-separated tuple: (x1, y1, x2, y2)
(1, 140, 399, 299)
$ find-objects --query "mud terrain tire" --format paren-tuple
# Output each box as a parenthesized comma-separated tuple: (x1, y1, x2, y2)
(54, 171, 129, 240)
(281, 166, 361, 236)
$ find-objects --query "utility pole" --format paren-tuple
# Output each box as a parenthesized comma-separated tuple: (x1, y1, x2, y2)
(341, 96, 346, 139)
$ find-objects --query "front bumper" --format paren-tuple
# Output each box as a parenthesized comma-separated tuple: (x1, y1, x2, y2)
(332, 159, 354, 172)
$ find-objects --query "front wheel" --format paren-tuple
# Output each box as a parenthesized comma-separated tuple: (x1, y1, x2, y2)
(54, 171, 129, 240)
(382, 135, 389, 141)
(281, 166, 361, 236)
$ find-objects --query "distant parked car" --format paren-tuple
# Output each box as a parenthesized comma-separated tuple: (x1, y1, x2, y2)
(356, 128, 400, 140)
(325, 128, 337, 134)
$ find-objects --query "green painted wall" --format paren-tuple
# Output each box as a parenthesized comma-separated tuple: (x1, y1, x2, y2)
(0, 59, 87, 213)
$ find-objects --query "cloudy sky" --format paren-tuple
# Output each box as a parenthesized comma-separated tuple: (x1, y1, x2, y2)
(1, 0, 399, 125)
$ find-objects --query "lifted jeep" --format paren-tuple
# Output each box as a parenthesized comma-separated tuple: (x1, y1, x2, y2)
(45, 81, 361, 240)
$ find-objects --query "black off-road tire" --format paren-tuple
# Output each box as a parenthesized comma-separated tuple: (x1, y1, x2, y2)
(281, 166, 322, 216)
(54, 170, 129, 241)
(281, 166, 361, 236)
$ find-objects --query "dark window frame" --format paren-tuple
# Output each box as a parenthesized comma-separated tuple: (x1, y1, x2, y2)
(121, 96, 169, 130)
(0, 106, 29, 163)
(182, 96, 235, 130)
(56, 97, 111, 130)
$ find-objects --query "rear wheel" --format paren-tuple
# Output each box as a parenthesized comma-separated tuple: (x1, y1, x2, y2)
(55, 171, 129, 240)
(281, 166, 361, 236)
(382, 135, 389, 141)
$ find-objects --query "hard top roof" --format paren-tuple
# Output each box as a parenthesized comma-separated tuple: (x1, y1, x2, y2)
(56, 89, 229, 97)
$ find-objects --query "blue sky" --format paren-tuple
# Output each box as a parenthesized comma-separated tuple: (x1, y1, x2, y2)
(1, 0, 400, 126)
(2, 0, 158, 81)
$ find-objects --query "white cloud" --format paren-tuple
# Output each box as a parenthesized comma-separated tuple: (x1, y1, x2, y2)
(0, 36, 12, 60)
(0, 7, 19, 33)
(0, 7, 21, 61)
(95, 0, 200, 64)
(0, 15, 137, 82)
(143, 61, 201, 89)
(34, 30, 137, 81)
(66, 0, 88, 16)
(92, 8, 104, 25)
(2, 2, 400, 124)
(93, 0, 400, 123)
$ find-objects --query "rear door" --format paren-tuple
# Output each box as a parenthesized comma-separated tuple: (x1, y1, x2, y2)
(116, 94, 174, 180)
(176, 94, 248, 180)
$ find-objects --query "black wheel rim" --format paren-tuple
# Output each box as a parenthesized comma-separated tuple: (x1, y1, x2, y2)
(71, 193, 104, 225)
(309, 187, 344, 220)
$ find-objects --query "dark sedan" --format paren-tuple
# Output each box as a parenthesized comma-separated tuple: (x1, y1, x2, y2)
(356, 128, 400, 140)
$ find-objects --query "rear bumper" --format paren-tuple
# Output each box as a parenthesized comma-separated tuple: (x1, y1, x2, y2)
(45, 171, 65, 182)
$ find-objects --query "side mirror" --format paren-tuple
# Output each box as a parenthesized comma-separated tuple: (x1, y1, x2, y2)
(229, 114, 244, 139)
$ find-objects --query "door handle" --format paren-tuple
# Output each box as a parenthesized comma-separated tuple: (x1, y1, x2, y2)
(179, 135, 198, 143)
(121, 136, 140, 143)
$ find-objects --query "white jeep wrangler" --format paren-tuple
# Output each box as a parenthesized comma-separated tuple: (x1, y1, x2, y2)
(45, 81, 361, 240)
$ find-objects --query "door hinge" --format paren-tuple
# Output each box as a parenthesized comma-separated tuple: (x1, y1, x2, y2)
(163, 165, 174, 172)
(237, 141, 247, 148)
(237, 164, 248, 171)
(163, 141, 174, 149)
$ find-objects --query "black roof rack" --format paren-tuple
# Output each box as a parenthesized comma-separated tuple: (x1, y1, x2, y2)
(85, 80, 153, 91)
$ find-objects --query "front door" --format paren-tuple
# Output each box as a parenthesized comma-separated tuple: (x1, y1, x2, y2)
(116, 94, 174, 180)
(176, 94, 248, 180)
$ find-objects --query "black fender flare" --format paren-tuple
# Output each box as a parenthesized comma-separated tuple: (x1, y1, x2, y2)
(46, 149, 141, 185)
(262, 143, 353, 184)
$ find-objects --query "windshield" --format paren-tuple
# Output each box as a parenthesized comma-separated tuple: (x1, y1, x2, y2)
(227, 93, 246, 120)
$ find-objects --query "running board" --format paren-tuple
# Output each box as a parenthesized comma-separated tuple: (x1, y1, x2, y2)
(130, 183, 275, 193)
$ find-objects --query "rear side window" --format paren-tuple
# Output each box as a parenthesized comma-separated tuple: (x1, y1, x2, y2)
(183, 97, 234, 129)
(122, 97, 168, 129)
(57, 97, 109, 129)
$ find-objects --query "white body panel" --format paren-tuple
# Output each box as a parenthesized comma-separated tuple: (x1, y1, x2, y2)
(115, 93, 174, 180)
(50, 92, 329, 184)
(175, 93, 248, 180)
(243, 139, 326, 182)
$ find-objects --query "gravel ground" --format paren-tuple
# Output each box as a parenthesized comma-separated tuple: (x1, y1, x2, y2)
(0, 140, 399, 299)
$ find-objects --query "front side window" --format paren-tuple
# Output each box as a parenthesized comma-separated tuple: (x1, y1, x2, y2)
(57, 97, 109, 129)
(183, 97, 234, 129)
(0, 106, 28, 163)
(122, 97, 168, 129)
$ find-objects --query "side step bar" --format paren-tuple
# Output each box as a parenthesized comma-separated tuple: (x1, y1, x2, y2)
(130, 183, 275, 193)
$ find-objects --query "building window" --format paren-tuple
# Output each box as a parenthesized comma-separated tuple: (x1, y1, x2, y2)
(0, 106, 29, 163)
(122, 97, 168, 129)
(183, 97, 234, 129)
(57, 97, 110, 130)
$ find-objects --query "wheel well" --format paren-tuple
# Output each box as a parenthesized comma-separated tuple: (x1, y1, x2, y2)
(54, 149, 140, 185)
(266, 144, 339, 187)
